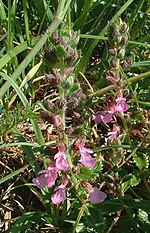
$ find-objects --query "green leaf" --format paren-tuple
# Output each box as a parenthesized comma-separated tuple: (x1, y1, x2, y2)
(0, 165, 29, 185)
(121, 174, 141, 192)
(54, 44, 67, 58)
(0, 37, 39, 70)
(133, 153, 149, 170)
(9, 212, 53, 233)
(0, 72, 45, 145)
(132, 60, 150, 68)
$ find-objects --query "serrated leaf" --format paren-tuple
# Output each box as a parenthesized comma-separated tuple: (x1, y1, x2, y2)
(121, 174, 141, 192)
(138, 209, 150, 224)
(133, 153, 149, 170)
(75, 166, 98, 181)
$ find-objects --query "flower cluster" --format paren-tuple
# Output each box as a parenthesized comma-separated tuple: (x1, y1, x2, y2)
(92, 18, 130, 143)
(33, 30, 107, 205)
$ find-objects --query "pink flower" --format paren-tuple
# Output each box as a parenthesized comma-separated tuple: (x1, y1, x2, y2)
(51, 178, 68, 205)
(86, 184, 107, 204)
(53, 115, 61, 126)
(79, 147, 96, 168)
(92, 110, 114, 124)
(107, 124, 120, 142)
(54, 145, 69, 171)
(115, 92, 129, 113)
(76, 139, 96, 168)
(32, 164, 58, 189)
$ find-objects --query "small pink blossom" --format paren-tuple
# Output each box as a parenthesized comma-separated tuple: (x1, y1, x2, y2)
(54, 145, 69, 171)
(32, 164, 58, 189)
(53, 115, 61, 126)
(86, 184, 107, 204)
(79, 147, 96, 168)
(107, 124, 120, 142)
(145, 117, 150, 125)
(76, 139, 96, 168)
(115, 92, 129, 113)
(51, 178, 68, 205)
(92, 110, 114, 124)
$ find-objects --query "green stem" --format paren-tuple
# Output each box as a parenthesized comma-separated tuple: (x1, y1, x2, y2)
(121, 113, 131, 144)
(143, 178, 150, 194)
(89, 71, 150, 98)
(56, 0, 66, 17)
(121, 69, 150, 137)
(72, 204, 87, 233)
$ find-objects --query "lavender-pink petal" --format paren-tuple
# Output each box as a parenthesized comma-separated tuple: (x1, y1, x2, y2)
(89, 187, 107, 204)
(51, 188, 66, 204)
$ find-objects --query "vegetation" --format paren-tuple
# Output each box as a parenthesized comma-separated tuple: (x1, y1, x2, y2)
(0, 0, 150, 232)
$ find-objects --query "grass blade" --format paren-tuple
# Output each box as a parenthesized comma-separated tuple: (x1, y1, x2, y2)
(0, 164, 29, 185)
(0, 72, 45, 145)
(0, 0, 72, 98)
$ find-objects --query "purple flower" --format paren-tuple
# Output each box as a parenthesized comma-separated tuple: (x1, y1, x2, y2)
(115, 92, 129, 113)
(76, 139, 96, 168)
(86, 184, 107, 204)
(54, 145, 69, 171)
(51, 178, 68, 205)
(106, 124, 120, 142)
(115, 98, 129, 112)
(92, 110, 114, 124)
(32, 164, 58, 189)
(79, 147, 96, 168)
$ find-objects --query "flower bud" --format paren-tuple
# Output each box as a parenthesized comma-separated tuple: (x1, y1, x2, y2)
(117, 48, 125, 59)
(45, 72, 61, 85)
(46, 100, 54, 111)
(67, 98, 79, 108)
(120, 22, 128, 33)
(108, 48, 117, 56)
(50, 32, 59, 43)
(57, 99, 67, 109)
(40, 111, 61, 126)
(44, 49, 58, 63)
(113, 30, 121, 36)
(110, 59, 117, 68)
(65, 46, 78, 65)
(53, 115, 61, 126)
(69, 31, 80, 47)
(105, 70, 117, 85)
(120, 36, 128, 47)
(120, 58, 133, 70)
(57, 36, 67, 47)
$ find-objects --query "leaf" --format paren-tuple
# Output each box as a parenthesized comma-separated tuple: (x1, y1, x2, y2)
(0, 165, 29, 185)
(133, 153, 149, 170)
(0, 72, 45, 145)
(138, 209, 150, 233)
(54, 44, 67, 58)
(131, 60, 150, 68)
(75, 164, 100, 181)
(121, 174, 141, 193)
(9, 212, 53, 233)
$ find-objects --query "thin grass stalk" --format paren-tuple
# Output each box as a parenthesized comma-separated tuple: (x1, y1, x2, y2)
(0, 0, 72, 98)
(76, 0, 134, 75)
(22, 0, 30, 46)
(89, 71, 150, 98)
